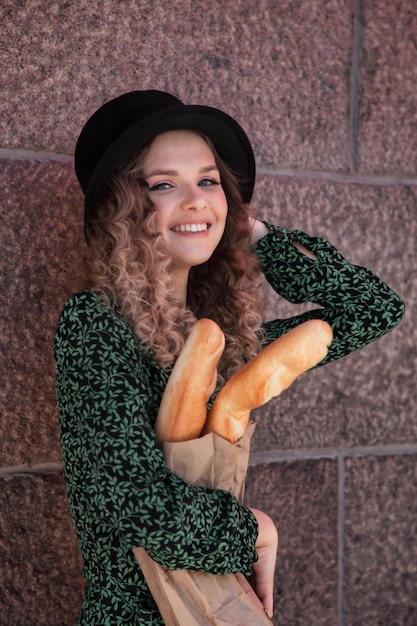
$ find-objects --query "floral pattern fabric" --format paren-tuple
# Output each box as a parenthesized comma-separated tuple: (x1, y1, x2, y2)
(54, 223, 404, 625)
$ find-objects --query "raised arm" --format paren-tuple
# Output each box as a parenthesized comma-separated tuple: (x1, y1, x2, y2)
(251, 220, 405, 365)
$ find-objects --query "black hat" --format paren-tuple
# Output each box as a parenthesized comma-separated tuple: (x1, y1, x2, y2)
(74, 90, 256, 228)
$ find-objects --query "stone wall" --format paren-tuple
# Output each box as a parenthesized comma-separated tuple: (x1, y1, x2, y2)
(1, 1, 416, 624)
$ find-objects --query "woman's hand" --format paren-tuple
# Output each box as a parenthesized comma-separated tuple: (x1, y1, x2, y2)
(249, 507, 279, 619)
(249, 218, 270, 243)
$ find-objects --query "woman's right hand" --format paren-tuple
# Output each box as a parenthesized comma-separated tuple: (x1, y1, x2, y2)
(249, 508, 279, 619)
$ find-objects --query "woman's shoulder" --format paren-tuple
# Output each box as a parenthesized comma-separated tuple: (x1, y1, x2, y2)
(55, 289, 158, 370)
(59, 289, 121, 322)
(56, 289, 134, 345)
(60, 288, 107, 314)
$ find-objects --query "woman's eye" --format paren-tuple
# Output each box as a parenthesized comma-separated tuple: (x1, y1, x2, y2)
(148, 182, 172, 191)
(199, 178, 219, 187)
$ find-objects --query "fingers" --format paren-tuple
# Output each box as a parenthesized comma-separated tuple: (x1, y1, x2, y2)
(252, 544, 277, 618)
(249, 508, 279, 619)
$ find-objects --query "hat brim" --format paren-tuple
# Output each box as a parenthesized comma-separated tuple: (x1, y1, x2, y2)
(84, 105, 255, 223)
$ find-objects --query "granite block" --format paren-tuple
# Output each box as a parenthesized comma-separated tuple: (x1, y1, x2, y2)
(344, 455, 417, 625)
(0, 159, 86, 466)
(0, 473, 84, 626)
(2, 0, 351, 171)
(245, 458, 339, 626)
(250, 175, 415, 451)
(358, 0, 417, 176)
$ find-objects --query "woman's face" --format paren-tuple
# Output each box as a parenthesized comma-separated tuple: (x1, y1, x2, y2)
(142, 130, 228, 284)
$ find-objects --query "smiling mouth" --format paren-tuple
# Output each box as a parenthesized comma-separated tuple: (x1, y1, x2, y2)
(171, 223, 210, 233)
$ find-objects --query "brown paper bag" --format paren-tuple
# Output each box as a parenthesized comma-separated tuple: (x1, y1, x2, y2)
(133, 423, 273, 625)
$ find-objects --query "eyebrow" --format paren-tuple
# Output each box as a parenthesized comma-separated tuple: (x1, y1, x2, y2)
(145, 165, 219, 178)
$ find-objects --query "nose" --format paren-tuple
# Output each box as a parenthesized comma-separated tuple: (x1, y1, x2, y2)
(180, 185, 206, 211)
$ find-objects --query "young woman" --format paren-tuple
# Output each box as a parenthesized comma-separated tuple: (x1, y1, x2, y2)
(54, 90, 404, 625)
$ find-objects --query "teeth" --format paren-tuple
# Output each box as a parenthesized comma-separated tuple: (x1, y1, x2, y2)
(172, 223, 209, 232)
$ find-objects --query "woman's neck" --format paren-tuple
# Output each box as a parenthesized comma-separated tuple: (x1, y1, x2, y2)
(170, 270, 189, 305)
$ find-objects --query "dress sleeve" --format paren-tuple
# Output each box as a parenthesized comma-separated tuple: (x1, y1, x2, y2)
(54, 292, 258, 576)
(254, 223, 405, 365)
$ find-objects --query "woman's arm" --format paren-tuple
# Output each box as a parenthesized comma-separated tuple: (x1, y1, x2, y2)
(251, 220, 405, 365)
(55, 291, 259, 576)
(251, 218, 318, 260)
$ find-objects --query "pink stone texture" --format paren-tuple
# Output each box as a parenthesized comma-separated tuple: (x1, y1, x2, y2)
(344, 455, 417, 625)
(0, 159, 86, 466)
(2, 0, 351, 171)
(0, 474, 84, 625)
(358, 0, 417, 176)
(245, 459, 339, 625)
(1, 0, 416, 624)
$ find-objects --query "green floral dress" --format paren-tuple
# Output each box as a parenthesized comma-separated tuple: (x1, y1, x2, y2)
(54, 224, 404, 625)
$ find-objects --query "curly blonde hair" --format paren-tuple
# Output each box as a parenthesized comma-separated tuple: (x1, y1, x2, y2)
(85, 133, 264, 381)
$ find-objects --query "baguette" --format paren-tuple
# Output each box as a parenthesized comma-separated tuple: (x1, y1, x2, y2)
(203, 320, 333, 443)
(154, 318, 225, 442)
